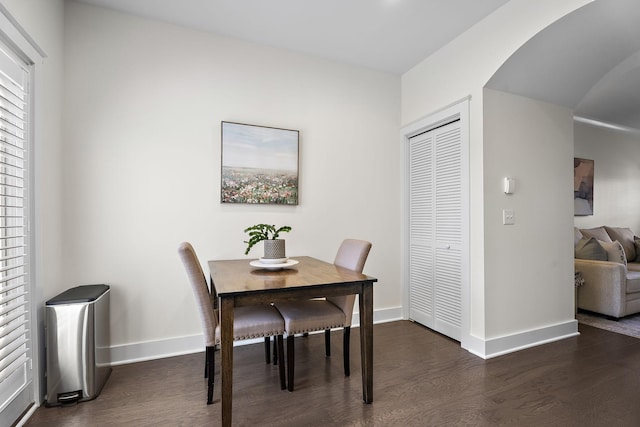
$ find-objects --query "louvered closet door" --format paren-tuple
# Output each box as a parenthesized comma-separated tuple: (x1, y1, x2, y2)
(409, 120, 462, 341)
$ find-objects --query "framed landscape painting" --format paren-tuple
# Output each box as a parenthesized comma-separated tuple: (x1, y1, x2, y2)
(221, 121, 299, 205)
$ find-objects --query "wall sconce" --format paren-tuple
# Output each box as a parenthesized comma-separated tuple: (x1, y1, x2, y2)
(504, 177, 515, 194)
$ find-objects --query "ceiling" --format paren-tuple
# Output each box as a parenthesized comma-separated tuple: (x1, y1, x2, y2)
(487, 0, 640, 131)
(74, 0, 640, 131)
(73, 0, 509, 74)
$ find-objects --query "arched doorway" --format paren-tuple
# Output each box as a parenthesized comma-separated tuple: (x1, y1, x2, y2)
(484, 0, 640, 331)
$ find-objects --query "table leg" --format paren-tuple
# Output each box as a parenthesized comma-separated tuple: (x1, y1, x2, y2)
(220, 296, 234, 427)
(359, 282, 373, 403)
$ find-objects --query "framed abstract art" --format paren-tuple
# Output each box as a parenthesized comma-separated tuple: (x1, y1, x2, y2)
(574, 157, 594, 216)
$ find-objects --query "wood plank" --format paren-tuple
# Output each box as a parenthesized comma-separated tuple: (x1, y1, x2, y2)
(24, 322, 640, 426)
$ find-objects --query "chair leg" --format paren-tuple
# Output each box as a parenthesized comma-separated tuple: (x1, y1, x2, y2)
(343, 327, 351, 377)
(273, 336, 278, 365)
(206, 346, 215, 404)
(325, 329, 331, 356)
(277, 335, 286, 390)
(264, 337, 271, 364)
(204, 350, 208, 378)
(287, 335, 295, 392)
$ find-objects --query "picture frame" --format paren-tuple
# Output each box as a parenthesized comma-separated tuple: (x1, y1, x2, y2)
(574, 157, 594, 216)
(221, 121, 299, 205)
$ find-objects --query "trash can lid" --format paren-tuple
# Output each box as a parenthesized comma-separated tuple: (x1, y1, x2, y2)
(46, 284, 110, 305)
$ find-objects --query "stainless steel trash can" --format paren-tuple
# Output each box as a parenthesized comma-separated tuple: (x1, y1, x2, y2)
(45, 284, 111, 406)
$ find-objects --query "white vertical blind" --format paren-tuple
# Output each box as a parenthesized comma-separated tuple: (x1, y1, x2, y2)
(0, 42, 32, 423)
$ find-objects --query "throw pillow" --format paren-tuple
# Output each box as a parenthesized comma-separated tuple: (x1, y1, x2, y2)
(580, 226, 612, 243)
(575, 237, 607, 261)
(598, 240, 627, 265)
(604, 226, 636, 262)
(574, 227, 584, 247)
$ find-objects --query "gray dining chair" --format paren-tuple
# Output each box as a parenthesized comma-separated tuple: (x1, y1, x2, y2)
(274, 239, 372, 391)
(177, 242, 286, 403)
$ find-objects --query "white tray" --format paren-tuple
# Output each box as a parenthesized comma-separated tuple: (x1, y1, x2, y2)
(259, 257, 288, 264)
(250, 259, 299, 270)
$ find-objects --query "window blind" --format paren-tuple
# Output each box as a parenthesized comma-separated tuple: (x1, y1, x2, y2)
(0, 42, 31, 418)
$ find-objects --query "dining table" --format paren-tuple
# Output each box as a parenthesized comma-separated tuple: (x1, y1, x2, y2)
(208, 256, 378, 427)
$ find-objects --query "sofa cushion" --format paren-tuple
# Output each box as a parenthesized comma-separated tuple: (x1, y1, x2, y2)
(604, 226, 636, 262)
(599, 240, 627, 265)
(575, 237, 607, 261)
(580, 226, 612, 242)
(626, 271, 640, 293)
(634, 236, 640, 262)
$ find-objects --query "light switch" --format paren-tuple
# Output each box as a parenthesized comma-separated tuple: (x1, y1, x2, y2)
(503, 209, 515, 225)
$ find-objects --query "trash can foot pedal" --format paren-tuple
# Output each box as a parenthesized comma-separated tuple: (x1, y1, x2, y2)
(58, 390, 82, 405)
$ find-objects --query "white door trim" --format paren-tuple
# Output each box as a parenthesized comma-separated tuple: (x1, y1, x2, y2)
(400, 97, 470, 349)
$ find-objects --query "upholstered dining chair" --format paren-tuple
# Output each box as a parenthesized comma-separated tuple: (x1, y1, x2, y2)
(177, 242, 286, 404)
(275, 239, 372, 391)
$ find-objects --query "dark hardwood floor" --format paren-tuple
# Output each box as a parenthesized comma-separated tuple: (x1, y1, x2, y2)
(24, 321, 640, 426)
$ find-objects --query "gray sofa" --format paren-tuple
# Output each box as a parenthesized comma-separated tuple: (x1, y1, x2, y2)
(574, 226, 640, 318)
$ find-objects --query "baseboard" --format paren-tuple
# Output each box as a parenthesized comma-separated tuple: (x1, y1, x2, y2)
(351, 305, 404, 327)
(109, 305, 403, 366)
(465, 319, 579, 359)
(109, 334, 204, 366)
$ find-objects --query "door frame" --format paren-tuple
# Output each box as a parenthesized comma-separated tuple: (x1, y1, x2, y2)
(400, 97, 470, 349)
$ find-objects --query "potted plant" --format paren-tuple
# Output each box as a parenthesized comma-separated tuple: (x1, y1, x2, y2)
(244, 224, 292, 259)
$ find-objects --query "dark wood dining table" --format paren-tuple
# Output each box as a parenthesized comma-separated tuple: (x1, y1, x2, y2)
(208, 256, 378, 427)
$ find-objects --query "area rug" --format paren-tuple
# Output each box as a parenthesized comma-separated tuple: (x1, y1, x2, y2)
(576, 311, 640, 339)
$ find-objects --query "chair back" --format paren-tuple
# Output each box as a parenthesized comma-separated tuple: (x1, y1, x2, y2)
(178, 242, 217, 346)
(328, 239, 372, 326)
(334, 239, 372, 272)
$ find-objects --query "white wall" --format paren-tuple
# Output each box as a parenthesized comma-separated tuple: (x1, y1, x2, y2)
(402, 0, 589, 353)
(484, 89, 575, 336)
(574, 121, 640, 233)
(63, 2, 401, 361)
